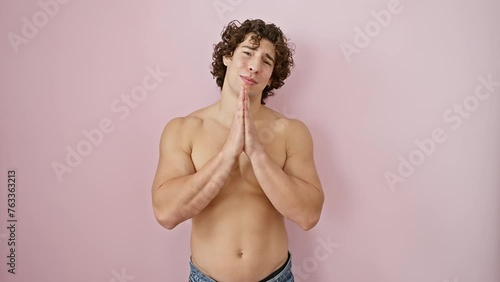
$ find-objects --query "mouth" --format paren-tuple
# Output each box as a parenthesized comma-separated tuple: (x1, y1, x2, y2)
(240, 75, 257, 86)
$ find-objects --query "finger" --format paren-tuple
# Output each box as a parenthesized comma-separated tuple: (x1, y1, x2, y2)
(243, 86, 248, 101)
(239, 84, 243, 100)
(240, 85, 246, 98)
(237, 86, 245, 110)
(244, 97, 251, 135)
(240, 91, 245, 117)
(245, 91, 251, 118)
(241, 86, 247, 114)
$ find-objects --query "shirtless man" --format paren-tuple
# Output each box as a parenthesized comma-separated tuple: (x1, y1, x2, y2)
(151, 19, 324, 282)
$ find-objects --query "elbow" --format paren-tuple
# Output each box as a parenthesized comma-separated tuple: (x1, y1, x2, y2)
(153, 207, 181, 230)
(298, 204, 323, 231)
(157, 217, 178, 230)
(299, 214, 321, 231)
(298, 198, 324, 231)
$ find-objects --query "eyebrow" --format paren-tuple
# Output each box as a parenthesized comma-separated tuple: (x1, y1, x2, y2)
(241, 45, 275, 64)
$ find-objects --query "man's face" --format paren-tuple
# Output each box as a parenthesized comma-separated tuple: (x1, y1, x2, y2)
(223, 33, 276, 98)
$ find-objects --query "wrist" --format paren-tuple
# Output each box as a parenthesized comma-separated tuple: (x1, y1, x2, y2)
(220, 146, 239, 163)
(247, 146, 266, 162)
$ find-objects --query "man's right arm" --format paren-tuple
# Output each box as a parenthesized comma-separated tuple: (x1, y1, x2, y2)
(151, 115, 241, 230)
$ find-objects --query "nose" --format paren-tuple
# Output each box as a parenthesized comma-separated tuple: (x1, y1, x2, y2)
(248, 57, 261, 73)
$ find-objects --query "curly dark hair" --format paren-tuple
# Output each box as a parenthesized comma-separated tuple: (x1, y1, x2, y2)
(211, 19, 295, 105)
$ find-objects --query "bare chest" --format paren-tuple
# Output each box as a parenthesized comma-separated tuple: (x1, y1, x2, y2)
(190, 120, 287, 186)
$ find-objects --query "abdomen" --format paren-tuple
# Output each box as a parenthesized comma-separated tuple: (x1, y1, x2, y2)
(190, 181, 289, 281)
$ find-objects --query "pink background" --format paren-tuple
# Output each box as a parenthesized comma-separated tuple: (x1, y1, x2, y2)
(1, 0, 499, 281)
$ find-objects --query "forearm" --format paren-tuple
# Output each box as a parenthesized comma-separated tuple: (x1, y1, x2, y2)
(249, 152, 324, 230)
(153, 151, 235, 229)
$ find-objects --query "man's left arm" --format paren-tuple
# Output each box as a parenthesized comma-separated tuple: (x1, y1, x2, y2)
(247, 116, 324, 230)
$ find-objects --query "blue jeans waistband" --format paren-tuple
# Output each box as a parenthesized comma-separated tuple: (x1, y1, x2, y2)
(189, 252, 294, 282)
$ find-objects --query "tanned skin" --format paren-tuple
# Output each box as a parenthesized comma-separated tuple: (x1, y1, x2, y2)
(152, 33, 324, 281)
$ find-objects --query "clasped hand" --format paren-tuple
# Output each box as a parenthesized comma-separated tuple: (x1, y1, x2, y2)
(223, 86, 264, 159)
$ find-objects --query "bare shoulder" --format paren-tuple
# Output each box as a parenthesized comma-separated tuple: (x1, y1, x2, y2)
(163, 105, 214, 131)
(262, 106, 311, 138)
(160, 108, 210, 150)
(162, 115, 202, 137)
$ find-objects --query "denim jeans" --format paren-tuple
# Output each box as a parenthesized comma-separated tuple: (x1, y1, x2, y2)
(189, 252, 294, 282)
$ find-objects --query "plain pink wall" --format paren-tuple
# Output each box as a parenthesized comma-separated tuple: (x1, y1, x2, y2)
(1, 0, 499, 281)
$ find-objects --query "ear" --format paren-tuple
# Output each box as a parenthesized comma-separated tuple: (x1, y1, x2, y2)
(267, 78, 272, 87)
(223, 55, 231, 67)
